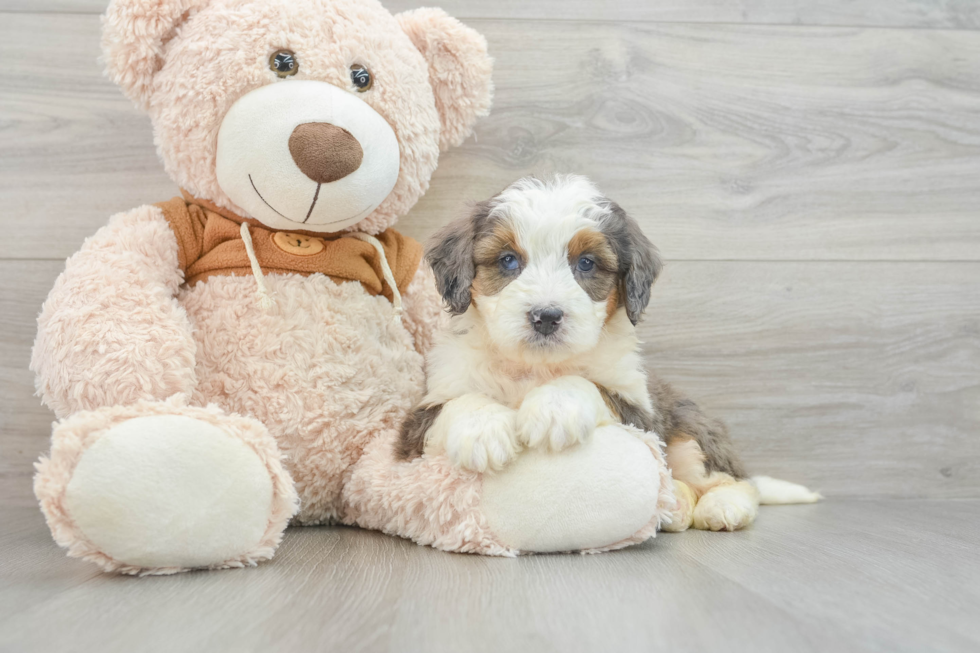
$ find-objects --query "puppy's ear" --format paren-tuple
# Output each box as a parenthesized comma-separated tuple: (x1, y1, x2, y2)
(604, 201, 663, 325)
(425, 201, 492, 315)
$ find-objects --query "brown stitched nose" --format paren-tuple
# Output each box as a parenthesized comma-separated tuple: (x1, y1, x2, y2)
(288, 122, 363, 184)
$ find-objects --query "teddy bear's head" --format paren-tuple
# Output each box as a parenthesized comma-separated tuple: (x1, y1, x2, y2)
(102, 0, 492, 234)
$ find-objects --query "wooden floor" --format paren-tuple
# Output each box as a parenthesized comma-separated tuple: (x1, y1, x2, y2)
(2, 500, 978, 652)
(1, 0, 978, 651)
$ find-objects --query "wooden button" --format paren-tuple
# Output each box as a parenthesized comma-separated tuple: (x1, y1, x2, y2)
(272, 231, 325, 256)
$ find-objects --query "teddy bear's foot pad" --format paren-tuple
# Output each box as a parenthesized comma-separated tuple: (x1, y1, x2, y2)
(481, 425, 664, 552)
(65, 415, 274, 570)
(36, 405, 298, 574)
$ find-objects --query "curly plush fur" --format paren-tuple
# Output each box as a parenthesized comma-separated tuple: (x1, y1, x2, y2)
(31, 0, 498, 573)
(103, 0, 492, 235)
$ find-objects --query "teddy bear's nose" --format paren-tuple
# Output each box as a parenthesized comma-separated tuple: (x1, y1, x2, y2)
(288, 122, 364, 184)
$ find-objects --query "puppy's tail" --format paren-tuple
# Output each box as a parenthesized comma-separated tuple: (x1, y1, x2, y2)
(751, 475, 822, 505)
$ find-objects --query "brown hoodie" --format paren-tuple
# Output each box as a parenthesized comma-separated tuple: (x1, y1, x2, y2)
(156, 193, 422, 302)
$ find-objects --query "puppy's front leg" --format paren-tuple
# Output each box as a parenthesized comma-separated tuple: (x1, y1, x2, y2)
(517, 376, 614, 452)
(418, 394, 521, 472)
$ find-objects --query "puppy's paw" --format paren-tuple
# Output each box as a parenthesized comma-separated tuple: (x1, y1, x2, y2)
(692, 481, 760, 532)
(517, 376, 611, 452)
(443, 404, 520, 473)
(661, 479, 696, 533)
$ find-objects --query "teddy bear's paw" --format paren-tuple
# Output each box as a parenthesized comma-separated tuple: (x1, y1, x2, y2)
(36, 407, 297, 574)
(691, 481, 760, 532)
(661, 479, 696, 532)
(517, 376, 611, 452)
(443, 404, 521, 473)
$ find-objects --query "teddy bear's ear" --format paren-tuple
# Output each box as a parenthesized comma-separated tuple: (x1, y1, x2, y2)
(396, 8, 494, 151)
(102, 0, 207, 110)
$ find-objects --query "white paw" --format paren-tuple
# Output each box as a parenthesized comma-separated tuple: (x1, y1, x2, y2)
(661, 479, 696, 533)
(443, 404, 520, 473)
(517, 376, 610, 452)
(692, 482, 760, 532)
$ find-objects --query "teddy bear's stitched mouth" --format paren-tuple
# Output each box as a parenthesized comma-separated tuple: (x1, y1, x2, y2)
(248, 174, 291, 221)
(248, 173, 321, 224)
(248, 174, 374, 227)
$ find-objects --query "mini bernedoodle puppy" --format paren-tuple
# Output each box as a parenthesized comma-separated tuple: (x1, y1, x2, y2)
(399, 175, 818, 532)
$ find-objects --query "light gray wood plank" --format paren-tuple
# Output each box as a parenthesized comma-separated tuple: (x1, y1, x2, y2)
(0, 13, 177, 264)
(0, 506, 104, 624)
(3, 0, 979, 30)
(1, 500, 978, 653)
(3, 259, 978, 504)
(642, 260, 980, 499)
(0, 261, 62, 509)
(414, 20, 980, 261)
(673, 500, 980, 652)
(4, 15, 980, 261)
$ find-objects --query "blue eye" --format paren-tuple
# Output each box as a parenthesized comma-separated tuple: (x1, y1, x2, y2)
(577, 257, 595, 272)
(500, 254, 520, 271)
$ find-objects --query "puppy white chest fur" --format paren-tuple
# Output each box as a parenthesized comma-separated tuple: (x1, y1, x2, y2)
(424, 309, 649, 411)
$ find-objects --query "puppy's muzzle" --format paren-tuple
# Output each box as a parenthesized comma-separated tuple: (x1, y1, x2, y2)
(529, 307, 563, 336)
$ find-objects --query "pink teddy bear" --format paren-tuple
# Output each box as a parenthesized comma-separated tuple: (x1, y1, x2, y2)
(31, 0, 674, 574)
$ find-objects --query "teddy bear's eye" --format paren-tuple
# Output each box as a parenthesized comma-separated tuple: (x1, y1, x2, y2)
(350, 65, 373, 92)
(270, 49, 298, 78)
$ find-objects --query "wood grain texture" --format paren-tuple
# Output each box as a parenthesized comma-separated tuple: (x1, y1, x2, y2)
(3, 15, 980, 261)
(3, 259, 977, 505)
(0, 262, 63, 509)
(1, 499, 978, 652)
(4, 0, 979, 29)
(642, 260, 980, 499)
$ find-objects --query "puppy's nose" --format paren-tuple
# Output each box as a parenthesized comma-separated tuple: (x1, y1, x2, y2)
(529, 307, 564, 335)
(288, 122, 363, 184)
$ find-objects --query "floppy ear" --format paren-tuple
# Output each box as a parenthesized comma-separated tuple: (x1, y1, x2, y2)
(396, 8, 494, 151)
(425, 201, 493, 315)
(102, 0, 206, 110)
(604, 202, 664, 325)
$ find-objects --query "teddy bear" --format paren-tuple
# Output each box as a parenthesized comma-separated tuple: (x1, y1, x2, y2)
(30, 0, 675, 575)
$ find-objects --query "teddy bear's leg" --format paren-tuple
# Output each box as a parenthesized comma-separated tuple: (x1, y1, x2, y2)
(342, 426, 515, 556)
(34, 398, 298, 575)
(342, 424, 674, 555)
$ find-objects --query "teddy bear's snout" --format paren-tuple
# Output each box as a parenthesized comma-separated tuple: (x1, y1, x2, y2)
(288, 122, 364, 184)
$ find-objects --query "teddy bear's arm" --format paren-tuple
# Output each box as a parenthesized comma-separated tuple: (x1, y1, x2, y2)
(31, 205, 197, 418)
(399, 262, 449, 356)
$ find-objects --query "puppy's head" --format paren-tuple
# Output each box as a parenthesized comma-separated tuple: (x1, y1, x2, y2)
(427, 175, 662, 363)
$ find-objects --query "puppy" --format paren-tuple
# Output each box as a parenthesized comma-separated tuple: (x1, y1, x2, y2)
(399, 175, 763, 531)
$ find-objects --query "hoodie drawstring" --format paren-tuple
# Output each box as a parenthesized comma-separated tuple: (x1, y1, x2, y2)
(344, 232, 403, 323)
(239, 223, 402, 322)
(240, 222, 275, 311)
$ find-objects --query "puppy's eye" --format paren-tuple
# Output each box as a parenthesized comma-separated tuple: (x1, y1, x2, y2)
(499, 254, 520, 271)
(350, 65, 373, 91)
(270, 49, 298, 78)
(577, 256, 595, 272)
